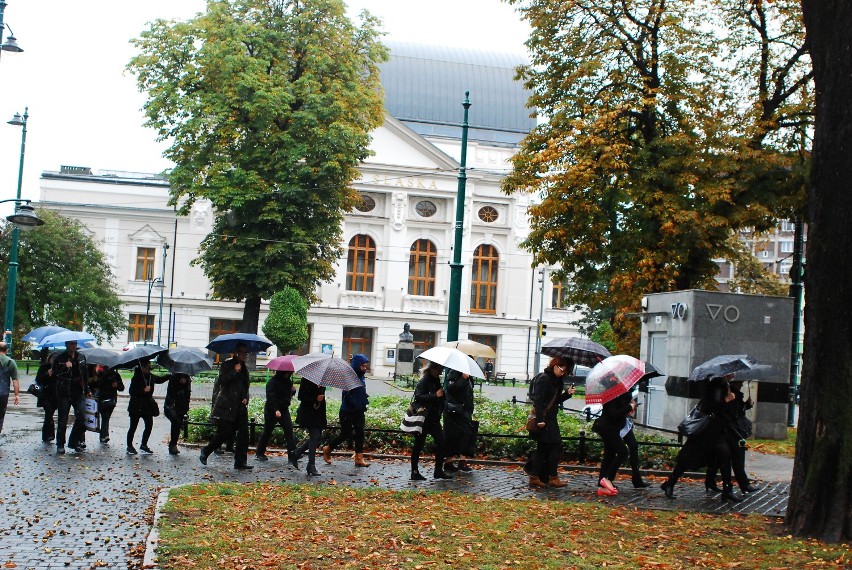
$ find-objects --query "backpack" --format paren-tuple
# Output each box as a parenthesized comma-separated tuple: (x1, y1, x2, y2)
(0, 357, 10, 398)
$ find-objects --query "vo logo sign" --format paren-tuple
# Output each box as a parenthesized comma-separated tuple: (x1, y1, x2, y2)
(670, 302, 688, 320)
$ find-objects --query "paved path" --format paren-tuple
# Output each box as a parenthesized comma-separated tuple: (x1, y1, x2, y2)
(0, 376, 791, 569)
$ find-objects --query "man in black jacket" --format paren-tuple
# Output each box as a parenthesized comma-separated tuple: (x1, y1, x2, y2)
(53, 340, 89, 454)
(200, 343, 253, 469)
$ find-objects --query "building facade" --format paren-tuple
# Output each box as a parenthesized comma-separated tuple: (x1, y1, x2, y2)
(37, 43, 581, 379)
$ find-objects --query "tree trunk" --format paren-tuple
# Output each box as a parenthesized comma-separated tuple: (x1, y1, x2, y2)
(787, 0, 852, 543)
(240, 296, 262, 371)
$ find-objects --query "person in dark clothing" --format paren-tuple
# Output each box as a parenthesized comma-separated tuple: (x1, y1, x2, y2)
(94, 364, 124, 444)
(594, 388, 634, 496)
(126, 359, 169, 455)
(200, 344, 253, 469)
(53, 340, 89, 454)
(527, 356, 575, 488)
(293, 378, 327, 476)
(661, 376, 742, 502)
(410, 361, 452, 481)
(705, 376, 759, 493)
(210, 370, 234, 454)
(619, 391, 650, 488)
(35, 351, 59, 443)
(442, 368, 476, 473)
(164, 373, 192, 455)
(322, 354, 371, 468)
(255, 369, 298, 466)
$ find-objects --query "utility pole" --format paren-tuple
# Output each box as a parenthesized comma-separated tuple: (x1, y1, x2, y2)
(446, 92, 471, 343)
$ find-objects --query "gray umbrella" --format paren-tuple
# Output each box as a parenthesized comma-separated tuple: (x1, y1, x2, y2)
(78, 347, 120, 368)
(541, 337, 612, 368)
(157, 347, 213, 375)
(112, 344, 169, 369)
(688, 354, 761, 382)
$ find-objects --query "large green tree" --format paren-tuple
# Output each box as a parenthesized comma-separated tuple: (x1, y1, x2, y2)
(128, 0, 387, 333)
(503, 0, 811, 351)
(0, 209, 126, 356)
(789, 0, 852, 543)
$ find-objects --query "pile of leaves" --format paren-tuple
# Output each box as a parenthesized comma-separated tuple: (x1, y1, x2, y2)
(155, 483, 848, 569)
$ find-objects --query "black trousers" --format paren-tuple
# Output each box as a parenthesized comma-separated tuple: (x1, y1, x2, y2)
(326, 411, 365, 454)
(99, 404, 116, 441)
(41, 400, 56, 442)
(411, 419, 445, 474)
(127, 414, 153, 448)
(531, 437, 562, 481)
(294, 427, 323, 467)
(256, 411, 297, 456)
(203, 407, 250, 467)
(56, 395, 86, 449)
(598, 428, 629, 482)
(706, 435, 750, 489)
(619, 428, 643, 481)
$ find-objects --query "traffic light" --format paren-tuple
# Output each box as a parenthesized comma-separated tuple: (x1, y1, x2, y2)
(539, 323, 547, 337)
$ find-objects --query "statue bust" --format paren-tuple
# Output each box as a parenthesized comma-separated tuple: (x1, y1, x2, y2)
(399, 323, 414, 342)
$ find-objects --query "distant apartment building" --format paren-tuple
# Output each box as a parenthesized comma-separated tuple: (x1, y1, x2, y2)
(715, 219, 806, 292)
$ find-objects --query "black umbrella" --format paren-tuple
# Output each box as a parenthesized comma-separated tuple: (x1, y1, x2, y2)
(541, 337, 612, 368)
(112, 344, 169, 369)
(157, 347, 213, 375)
(688, 355, 761, 382)
(78, 347, 120, 368)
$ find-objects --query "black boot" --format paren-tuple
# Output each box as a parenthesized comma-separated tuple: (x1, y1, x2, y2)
(443, 461, 459, 473)
(660, 480, 675, 499)
(705, 481, 723, 493)
(632, 475, 650, 488)
(410, 470, 426, 481)
(433, 468, 453, 480)
(721, 486, 743, 502)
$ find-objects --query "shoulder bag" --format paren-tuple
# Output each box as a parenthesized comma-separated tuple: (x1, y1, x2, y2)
(678, 405, 712, 437)
(526, 386, 560, 434)
(400, 398, 427, 434)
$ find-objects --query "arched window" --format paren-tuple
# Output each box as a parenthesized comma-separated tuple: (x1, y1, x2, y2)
(346, 235, 376, 291)
(408, 239, 437, 296)
(471, 244, 498, 314)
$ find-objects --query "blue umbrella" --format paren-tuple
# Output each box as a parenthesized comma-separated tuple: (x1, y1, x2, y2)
(206, 333, 272, 354)
(22, 325, 70, 344)
(38, 330, 96, 348)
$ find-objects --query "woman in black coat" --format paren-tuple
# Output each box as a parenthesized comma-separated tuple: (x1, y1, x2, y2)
(95, 365, 124, 444)
(527, 356, 575, 488)
(442, 368, 476, 473)
(410, 361, 452, 481)
(256, 370, 298, 466)
(34, 351, 58, 443)
(661, 376, 742, 502)
(164, 373, 192, 455)
(594, 388, 634, 496)
(705, 377, 759, 493)
(126, 359, 169, 455)
(293, 378, 326, 476)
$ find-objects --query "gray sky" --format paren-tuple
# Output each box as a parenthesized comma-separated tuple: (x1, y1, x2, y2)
(0, 0, 530, 213)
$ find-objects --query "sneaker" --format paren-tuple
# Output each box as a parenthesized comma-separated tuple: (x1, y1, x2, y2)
(100, 437, 110, 444)
(255, 454, 269, 462)
(56, 446, 66, 455)
(140, 445, 154, 454)
(127, 446, 138, 455)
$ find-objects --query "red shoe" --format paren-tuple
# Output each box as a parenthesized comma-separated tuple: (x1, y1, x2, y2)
(597, 486, 617, 496)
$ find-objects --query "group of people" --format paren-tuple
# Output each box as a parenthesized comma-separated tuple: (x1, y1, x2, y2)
(31, 340, 192, 456)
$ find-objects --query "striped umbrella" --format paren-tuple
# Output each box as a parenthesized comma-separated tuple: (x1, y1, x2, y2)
(541, 337, 612, 368)
(292, 353, 361, 391)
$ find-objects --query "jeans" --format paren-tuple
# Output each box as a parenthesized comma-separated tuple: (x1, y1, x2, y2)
(56, 395, 86, 449)
(293, 427, 323, 468)
(99, 404, 115, 441)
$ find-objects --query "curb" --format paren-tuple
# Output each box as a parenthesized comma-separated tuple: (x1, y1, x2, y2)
(144, 485, 182, 569)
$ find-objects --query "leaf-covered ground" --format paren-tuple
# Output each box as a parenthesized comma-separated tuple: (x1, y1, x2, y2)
(750, 428, 797, 458)
(156, 483, 847, 569)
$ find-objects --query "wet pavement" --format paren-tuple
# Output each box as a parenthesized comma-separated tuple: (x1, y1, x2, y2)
(0, 376, 791, 569)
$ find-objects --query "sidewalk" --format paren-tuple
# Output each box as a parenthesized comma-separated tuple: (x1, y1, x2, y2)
(0, 378, 792, 568)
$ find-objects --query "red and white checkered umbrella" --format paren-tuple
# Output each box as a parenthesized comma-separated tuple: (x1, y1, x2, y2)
(585, 355, 660, 405)
(292, 353, 361, 391)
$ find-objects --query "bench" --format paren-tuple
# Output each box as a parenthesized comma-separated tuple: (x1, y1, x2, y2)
(492, 372, 507, 385)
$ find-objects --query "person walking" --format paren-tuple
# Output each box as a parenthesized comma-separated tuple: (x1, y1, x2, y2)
(527, 356, 575, 488)
(164, 373, 192, 455)
(619, 390, 649, 488)
(95, 364, 124, 444)
(706, 376, 759, 493)
(293, 378, 327, 476)
(126, 359, 169, 455)
(53, 340, 89, 454)
(661, 376, 742, 502)
(322, 354, 371, 468)
(442, 368, 476, 473)
(255, 369, 298, 466)
(593, 387, 633, 496)
(34, 351, 58, 443)
(409, 361, 452, 481)
(200, 344, 253, 469)
(0, 341, 20, 437)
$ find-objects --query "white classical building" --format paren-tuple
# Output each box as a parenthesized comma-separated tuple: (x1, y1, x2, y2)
(37, 43, 581, 379)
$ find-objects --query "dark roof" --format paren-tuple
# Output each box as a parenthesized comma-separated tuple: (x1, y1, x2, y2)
(381, 41, 535, 147)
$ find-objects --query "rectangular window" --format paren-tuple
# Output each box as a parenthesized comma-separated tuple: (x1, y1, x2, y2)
(411, 330, 436, 353)
(551, 278, 568, 309)
(780, 241, 794, 253)
(135, 247, 156, 281)
(343, 327, 373, 362)
(128, 313, 154, 343)
(209, 318, 242, 364)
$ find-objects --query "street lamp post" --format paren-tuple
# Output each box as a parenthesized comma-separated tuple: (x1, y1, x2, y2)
(0, 1, 25, 56)
(145, 277, 163, 345)
(446, 92, 471, 343)
(157, 243, 169, 346)
(3, 108, 43, 352)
